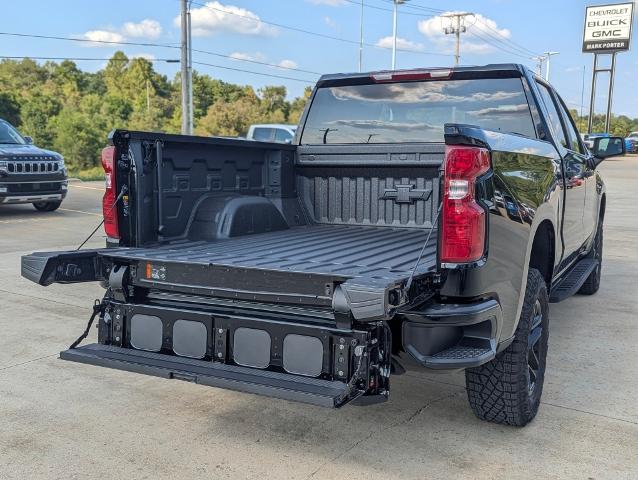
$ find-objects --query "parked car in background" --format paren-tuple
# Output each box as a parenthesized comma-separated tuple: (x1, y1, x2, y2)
(582, 132, 609, 150)
(625, 131, 638, 153)
(246, 124, 297, 143)
(0, 119, 67, 211)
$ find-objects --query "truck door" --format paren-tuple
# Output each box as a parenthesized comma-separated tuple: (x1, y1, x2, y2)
(535, 81, 587, 262)
(554, 94, 598, 244)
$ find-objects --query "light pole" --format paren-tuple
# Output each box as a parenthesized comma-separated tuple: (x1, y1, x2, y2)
(358, 0, 364, 72)
(180, 0, 189, 135)
(391, 0, 408, 69)
(544, 51, 559, 82)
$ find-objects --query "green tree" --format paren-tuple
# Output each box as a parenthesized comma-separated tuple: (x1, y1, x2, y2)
(0, 92, 21, 126)
(19, 92, 61, 147)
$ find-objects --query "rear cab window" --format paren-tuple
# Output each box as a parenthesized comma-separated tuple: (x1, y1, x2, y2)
(300, 77, 537, 144)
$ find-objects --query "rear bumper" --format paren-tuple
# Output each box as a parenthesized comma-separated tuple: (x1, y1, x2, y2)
(399, 299, 502, 369)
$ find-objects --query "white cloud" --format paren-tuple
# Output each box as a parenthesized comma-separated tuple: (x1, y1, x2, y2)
(376, 36, 424, 52)
(229, 51, 267, 62)
(324, 16, 338, 29)
(81, 19, 162, 47)
(83, 30, 126, 46)
(229, 53, 299, 71)
(277, 59, 298, 70)
(178, 1, 277, 37)
(306, 0, 347, 6)
(122, 19, 162, 39)
(418, 12, 511, 56)
(131, 53, 156, 61)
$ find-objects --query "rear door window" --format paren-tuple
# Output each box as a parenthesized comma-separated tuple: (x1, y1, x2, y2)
(300, 77, 537, 144)
(554, 95, 584, 154)
(536, 83, 568, 149)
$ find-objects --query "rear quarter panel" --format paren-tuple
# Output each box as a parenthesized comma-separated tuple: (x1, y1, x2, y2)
(440, 131, 562, 343)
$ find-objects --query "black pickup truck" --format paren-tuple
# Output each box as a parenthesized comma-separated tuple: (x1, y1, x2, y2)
(0, 119, 68, 211)
(21, 64, 623, 426)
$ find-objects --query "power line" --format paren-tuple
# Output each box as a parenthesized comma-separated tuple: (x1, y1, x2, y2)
(0, 31, 179, 50)
(471, 17, 541, 57)
(0, 31, 319, 74)
(187, 0, 453, 57)
(0, 54, 317, 84)
(0, 55, 178, 62)
(191, 48, 322, 75)
(192, 60, 316, 83)
(467, 27, 536, 61)
(340, 0, 435, 17)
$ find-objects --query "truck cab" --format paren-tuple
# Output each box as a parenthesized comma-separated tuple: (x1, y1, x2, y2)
(0, 119, 68, 211)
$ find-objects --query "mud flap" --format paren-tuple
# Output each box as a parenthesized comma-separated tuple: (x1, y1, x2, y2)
(21, 249, 107, 286)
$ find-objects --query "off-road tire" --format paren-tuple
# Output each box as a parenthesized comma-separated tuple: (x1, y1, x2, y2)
(465, 268, 549, 426)
(33, 201, 62, 212)
(578, 220, 603, 295)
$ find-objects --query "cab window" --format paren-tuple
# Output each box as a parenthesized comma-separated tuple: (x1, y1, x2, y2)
(555, 95, 584, 154)
(536, 83, 568, 149)
(252, 128, 273, 142)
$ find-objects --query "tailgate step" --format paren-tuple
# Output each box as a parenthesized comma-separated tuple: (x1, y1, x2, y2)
(550, 258, 598, 303)
(61, 344, 350, 408)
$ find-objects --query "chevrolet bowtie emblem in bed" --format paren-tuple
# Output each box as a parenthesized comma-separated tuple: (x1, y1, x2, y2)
(380, 184, 432, 204)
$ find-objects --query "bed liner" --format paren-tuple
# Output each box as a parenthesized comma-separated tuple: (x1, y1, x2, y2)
(104, 223, 438, 285)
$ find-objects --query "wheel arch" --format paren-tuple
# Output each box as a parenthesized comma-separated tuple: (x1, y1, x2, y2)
(528, 219, 556, 288)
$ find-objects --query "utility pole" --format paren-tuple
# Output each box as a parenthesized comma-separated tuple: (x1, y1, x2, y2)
(544, 51, 559, 82)
(442, 12, 473, 66)
(531, 55, 546, 76)
(358, 0, 364, 72)
(180, 0, 191, 135)
(391, 0, 408, 69)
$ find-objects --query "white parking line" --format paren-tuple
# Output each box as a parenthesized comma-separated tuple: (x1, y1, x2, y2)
(68, 184, 104, 191)
(59, 208, 102, 217)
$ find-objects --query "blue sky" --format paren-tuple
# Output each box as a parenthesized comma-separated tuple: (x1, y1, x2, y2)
(2, 0, 637, 116)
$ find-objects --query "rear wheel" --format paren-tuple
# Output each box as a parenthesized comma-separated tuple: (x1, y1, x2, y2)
(465, 268, 549, 426)
(33, 201, 62, 212)
(578, 220, 603, 295)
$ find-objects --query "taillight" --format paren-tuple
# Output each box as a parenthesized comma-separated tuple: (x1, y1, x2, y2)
(440, 145, 490, 264)
(101, 146, 120, 239)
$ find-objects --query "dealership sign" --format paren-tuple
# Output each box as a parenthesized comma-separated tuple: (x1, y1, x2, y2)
(582, 2, 634, 52)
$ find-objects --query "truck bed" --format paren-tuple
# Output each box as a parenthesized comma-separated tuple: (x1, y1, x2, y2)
(105, 223, 437, 285)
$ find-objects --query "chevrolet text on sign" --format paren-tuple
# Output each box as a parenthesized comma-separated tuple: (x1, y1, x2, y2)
(583, 2, 634, 52)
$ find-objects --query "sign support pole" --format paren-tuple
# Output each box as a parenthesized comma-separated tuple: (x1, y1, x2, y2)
(587, 54, 598, 134)
(605, 52, 617, 133)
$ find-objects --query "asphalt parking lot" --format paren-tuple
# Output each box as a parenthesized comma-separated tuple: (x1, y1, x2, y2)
(1, 157, 637, 480)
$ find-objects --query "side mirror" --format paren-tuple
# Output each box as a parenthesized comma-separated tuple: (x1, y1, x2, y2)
(591, 136, 625, 164)
(23, 136, 34, 145)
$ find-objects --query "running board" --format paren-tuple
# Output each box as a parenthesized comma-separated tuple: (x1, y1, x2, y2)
(550, 258, 598, 303)
(61, 344, 352, 408)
